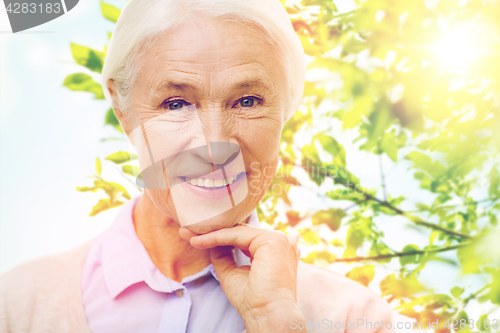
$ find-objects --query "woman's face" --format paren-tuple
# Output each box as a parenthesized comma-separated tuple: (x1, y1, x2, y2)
(122, 16, 288, 233)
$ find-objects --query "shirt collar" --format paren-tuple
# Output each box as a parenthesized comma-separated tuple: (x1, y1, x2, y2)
(101, 194, 260, 298)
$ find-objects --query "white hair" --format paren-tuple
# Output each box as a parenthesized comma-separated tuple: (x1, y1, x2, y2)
(101, 0, 306, 121)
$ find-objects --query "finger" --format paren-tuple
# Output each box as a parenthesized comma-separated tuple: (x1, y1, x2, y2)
(210, 247, 250, 308)
(189, 225, 265, 253)
(190, 226, 295, 263)
(179, 227, 199, 241)
(210, 246, 238, 282)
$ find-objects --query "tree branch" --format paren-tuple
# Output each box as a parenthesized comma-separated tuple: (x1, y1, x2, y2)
(463, 284, 492, 304)
(334, 176, 472, 239)
(334, 242, 470, 262)
(287, 160, 472, 239)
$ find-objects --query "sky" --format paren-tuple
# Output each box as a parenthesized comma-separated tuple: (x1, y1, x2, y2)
(0, 0, 126, 272)
(0, 0, 494, 320)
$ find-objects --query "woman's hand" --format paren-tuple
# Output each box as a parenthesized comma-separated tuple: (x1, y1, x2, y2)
(179, 225, 308, 333)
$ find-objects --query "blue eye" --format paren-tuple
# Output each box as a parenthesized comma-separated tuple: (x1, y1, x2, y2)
(240, 98, 254, 107)
(161, 99, 191, 111)
(235, 97, 261, 108)
(168, 101, 187, 110)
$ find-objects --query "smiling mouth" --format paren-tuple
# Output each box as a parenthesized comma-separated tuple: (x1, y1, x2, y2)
(180, 172, 245, 190)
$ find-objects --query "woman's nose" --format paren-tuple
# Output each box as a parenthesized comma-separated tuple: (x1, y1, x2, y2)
(198, 110, 240, 167)
(208, 142, 240, 167)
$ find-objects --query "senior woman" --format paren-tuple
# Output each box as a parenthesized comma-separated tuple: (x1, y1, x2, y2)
(0, 0, 397, 332)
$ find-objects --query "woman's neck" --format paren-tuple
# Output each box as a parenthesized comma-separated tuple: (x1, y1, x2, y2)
(132, 194, 211, 282)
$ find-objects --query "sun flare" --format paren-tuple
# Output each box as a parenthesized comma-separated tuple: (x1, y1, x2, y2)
(435, 23, 492, 71)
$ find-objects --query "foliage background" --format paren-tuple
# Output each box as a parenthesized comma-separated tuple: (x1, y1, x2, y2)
(2, 0, 500, 331)
(68, 0, 500, 330)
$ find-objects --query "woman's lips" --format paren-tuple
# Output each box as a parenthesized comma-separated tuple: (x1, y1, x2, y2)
(179, 172, 246, 199)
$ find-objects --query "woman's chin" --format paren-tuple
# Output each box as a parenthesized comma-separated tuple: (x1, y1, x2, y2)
(183, 207, 251, 234)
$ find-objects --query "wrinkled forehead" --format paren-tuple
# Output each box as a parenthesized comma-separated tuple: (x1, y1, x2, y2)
(131, 16, 286, 99)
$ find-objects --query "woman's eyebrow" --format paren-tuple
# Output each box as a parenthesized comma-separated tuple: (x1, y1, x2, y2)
(230, 79, 272, 92)
(150, 78, 272, 99)
(154, 81, 195, 93)
(149, 80, 198, 101)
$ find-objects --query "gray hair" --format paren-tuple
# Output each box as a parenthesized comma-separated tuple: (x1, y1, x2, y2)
(101, 0, 306, 121)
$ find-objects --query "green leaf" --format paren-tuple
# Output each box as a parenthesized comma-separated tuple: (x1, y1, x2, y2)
(487, 268, 500, 304)
(76, 186, 98, 192)
(330, 239, 345, 247)
(89, 198, 124, 216)
(297, 228, 320, 244)
(477, 314, 489, 330)
(301, 251, 317, 264)
(359, 105, 393, 152)
(326, 188, 364, 201)
(302, 143, 321, 164)
(489, 211, 498, 226)
(95, 158, 102, 175)
(312, 208, 346, 231)
(63, 74, 105, 99)
(346, 223, 368, 249)
(380, 274, 426, 299)
(406, 151, 446, 178)
(450, 286, 464, 298)
(105, 108, 124, 133)
(70, 44, 104, 73)
(399, 244, 420, 266)
(260, 210, 278, 226)
(122, 165, 142, 178)
(380, 129, 407, 161)
(100, 1, 121, 23)
(429, 230, 440, 245)
(94, 179, 131, 201)
(302, 162, 325, 186)
(369, 242, 392, 264)
(314, 133, 346, 168)
(346, 265, 375, 287)
(267, 177, 292, 205)
(342, 246, 357, 259)
(105, 151, 138, 164)
(457, 310, 468, 322)
(457, 245, 481, 274)
(316, 251, 336, 264)
(281, 109, 311, 144)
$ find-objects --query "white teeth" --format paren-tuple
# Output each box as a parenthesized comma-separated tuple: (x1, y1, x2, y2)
(184, 174, 240, 188)
(205, 179, 214, 188)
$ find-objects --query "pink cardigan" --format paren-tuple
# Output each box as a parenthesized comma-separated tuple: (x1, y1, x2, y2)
(0, 238, 411, 333)
(0, 240, 93, 333)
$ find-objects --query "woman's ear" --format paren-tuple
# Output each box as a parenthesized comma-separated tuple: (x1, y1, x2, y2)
(107, 79, 133, 137)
